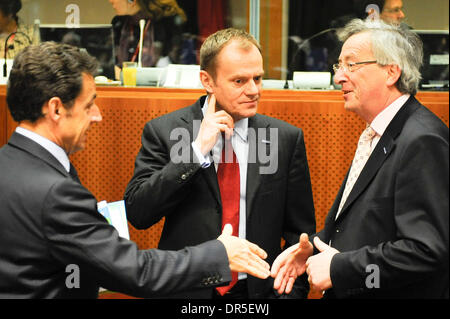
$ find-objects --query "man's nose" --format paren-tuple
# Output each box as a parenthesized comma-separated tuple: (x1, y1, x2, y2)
(90, 104, 102, 122)
(333, 68, 347, 86)
(245, 79, 260, 96)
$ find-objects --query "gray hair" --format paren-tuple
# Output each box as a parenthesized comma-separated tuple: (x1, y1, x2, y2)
(337, 18, 423, 95)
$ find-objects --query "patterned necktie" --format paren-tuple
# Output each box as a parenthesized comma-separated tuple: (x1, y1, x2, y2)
(336, 126, 376, 219)
(216, 136, 240, 296)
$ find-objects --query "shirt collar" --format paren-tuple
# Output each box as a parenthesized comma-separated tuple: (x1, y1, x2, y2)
(15, 126, 71, 173)
(370, 94, 410, 136)
(202, 96, 248, 142)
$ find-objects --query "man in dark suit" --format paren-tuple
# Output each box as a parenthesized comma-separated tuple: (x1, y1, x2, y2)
(0, 42, 271, 298)
(271, 18, 449, 298)
(124, 28, 316, 298)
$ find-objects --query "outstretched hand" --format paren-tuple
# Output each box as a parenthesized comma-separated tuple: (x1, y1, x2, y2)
(271, 233, 313, 294)
(218, 224, 270, 279)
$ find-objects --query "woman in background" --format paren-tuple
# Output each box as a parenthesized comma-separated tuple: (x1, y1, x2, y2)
(109, 0, 187, 78)
(0, 0, 39, 59)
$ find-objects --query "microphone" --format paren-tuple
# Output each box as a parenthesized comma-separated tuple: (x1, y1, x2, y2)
(3, 31, 33, 77)
(138, 19, 146, 68)
(284, 28, 337, 89)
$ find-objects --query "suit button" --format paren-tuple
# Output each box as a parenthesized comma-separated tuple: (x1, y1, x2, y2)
(336, 229, 340, 233)
(181, 174, 187, 180)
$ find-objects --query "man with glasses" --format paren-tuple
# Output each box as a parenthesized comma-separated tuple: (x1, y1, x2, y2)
(380, 0, 405, 24)
(357, 0, 405, 24)
(271, 18, 449, 298)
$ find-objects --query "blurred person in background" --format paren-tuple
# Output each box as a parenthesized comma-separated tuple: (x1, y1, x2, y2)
(109, 0, 186, 79)
(0, 0, 39, 59)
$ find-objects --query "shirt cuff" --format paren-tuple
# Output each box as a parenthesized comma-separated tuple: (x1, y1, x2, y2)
(191, 141, 212, 168)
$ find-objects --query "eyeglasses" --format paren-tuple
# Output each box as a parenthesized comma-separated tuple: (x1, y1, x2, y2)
(383, 7, 404, 14)
(332, 60, 378, 73)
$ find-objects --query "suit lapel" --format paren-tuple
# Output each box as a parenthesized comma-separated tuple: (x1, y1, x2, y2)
(336, 96, 421, 222)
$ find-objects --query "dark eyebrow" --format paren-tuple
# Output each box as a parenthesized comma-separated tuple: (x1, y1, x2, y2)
(86, 94, 97, 107)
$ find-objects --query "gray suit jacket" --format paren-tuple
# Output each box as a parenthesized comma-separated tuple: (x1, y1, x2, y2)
(0, 132, 231, 298)
(317, 96, 449, 298)
(125, 96, 316, 298)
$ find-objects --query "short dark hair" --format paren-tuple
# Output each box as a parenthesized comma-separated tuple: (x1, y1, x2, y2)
(200, 28, 261, 79)
(7, 42, 98, 123)
(0, 0, 22, 21)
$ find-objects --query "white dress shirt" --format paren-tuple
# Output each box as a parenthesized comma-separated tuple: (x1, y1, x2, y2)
(370, 94, 411, 151)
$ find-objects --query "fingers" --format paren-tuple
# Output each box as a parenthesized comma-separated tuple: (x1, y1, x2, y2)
(273, 264, 287, 290)
(270, 243, 299, 277)
(273, 264, 291, 294)
(273, 265, 296, 295)
(277, 275, 287, 295)
(205, 93, 234, 132)
(217, 232, 270, 279)
(233, 241, 270, 279)
(206, 94, 216, 115)
(242, 257, 271, 279)
(299, 233, 310, 249)
(246, 239, 268, 260)
(194, 94, 234, 155)
(285, 276, 296, 294)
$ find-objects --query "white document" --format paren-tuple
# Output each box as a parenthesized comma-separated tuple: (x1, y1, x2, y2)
(97, 200, 130, 240)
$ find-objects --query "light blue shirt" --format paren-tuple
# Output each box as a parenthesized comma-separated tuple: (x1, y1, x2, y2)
(15, 126, 70, 173)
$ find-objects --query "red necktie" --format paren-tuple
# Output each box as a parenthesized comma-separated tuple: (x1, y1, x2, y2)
(216, 136, 240, 296)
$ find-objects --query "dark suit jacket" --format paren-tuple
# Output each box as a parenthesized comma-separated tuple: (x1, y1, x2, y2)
(0, 132, 231, 298)
(316, 96, 449, 298)
(125, 96, 316, 298)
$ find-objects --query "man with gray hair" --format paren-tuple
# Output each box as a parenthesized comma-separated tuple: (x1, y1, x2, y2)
(271, 18, 449, 298)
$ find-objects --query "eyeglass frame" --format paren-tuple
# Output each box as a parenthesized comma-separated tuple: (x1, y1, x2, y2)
(332, 60, 378, 73)
(383, 7, 404, 14)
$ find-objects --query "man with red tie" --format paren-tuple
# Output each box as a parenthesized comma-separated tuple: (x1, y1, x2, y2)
(125, 28, 316, 298)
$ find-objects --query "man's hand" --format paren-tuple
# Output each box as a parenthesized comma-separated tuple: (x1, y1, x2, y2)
(194, 94, 234, 156)
(305, 237, 339, 292)
(218, 224, 270, 279)
(271, 233, 313, 294)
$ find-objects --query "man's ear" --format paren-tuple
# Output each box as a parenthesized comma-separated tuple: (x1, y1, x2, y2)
(46, 97, 65, 122)
(200, 70, 214, 94)
(386, 64, 402, 87)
